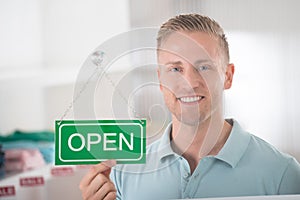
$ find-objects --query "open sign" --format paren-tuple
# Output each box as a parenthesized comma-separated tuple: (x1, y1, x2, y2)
(55, 120, 146, 165)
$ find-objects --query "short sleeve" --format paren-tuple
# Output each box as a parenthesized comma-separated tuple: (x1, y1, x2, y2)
(278, 157, 300, 194)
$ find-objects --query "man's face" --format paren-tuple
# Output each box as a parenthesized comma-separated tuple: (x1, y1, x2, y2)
(157, 31, 233, 126)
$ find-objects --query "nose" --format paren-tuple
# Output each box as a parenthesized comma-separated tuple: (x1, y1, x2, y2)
(181, 66, 203, 90)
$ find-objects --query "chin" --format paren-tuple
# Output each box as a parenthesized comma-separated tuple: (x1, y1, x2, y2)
(175, 113, 207, 126)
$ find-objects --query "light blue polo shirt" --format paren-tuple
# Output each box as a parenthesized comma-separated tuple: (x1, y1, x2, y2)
(111, 119, 300, 199)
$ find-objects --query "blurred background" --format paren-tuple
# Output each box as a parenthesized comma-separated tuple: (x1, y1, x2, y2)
(1, 0, 300, 164)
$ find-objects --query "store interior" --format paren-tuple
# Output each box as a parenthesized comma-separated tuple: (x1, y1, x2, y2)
(1, 0, 300, 199)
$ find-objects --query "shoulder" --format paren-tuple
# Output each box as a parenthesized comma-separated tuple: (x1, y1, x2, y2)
(250, 137, 300, 194)
(231, 119, 300, 193)
(232, 130, 300, 193)
(245, 134, 292, 168)
(248, 134, 293, 164)
(231, 119, 298, 177)
(246, 134, 300, 181)
(277, 156, 300, 194)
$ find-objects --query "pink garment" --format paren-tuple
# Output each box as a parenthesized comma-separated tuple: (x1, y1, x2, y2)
(4, 149, 45, 172)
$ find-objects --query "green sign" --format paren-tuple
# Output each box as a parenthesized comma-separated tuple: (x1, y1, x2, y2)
(55, 119, 146, 165)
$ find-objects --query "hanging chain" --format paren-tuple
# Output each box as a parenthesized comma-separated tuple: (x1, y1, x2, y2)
(57, 51, 144, 125)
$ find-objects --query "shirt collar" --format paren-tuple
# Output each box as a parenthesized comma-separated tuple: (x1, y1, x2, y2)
(215, 119, 251, 168)
(157, 122, 176, 160)
(157, 119, 251, 168)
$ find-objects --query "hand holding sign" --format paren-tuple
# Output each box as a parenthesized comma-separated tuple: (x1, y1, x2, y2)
(79, 160, 117, 200)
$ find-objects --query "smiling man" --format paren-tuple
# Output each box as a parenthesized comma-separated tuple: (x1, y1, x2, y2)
(156, 28, 234, 173)
(79, 14, 300, 200)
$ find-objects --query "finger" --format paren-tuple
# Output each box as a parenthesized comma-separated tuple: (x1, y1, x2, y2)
(82, 173, 109, 199)
(80, 160, 116, 188)
(86, 174, 110, 196)
(93, 160, 116, 174)
(102, 160, 117, 168)
(103, 191, 117, 200)
(94, 160, 116, 178)
(80, 168, 98, 190)
(94, 181, 116, 200)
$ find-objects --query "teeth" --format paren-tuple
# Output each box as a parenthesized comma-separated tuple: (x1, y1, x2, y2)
(179, 96, 203, 103)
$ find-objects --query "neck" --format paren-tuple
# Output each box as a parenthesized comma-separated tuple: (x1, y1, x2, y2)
(170, 115, 232, 173)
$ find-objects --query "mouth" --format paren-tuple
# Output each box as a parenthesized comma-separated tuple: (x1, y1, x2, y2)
(178, 96, 205, 103)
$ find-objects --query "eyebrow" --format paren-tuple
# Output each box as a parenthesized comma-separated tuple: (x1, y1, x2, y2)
(194, 59, 214, 65)
(164, 61, 183, 66)
(164, 59, 213, 66)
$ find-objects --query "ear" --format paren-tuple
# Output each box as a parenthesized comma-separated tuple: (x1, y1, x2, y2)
(224, 63, 235, 89)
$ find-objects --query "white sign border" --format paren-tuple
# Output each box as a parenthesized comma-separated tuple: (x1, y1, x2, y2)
(58, 122, 144, 163)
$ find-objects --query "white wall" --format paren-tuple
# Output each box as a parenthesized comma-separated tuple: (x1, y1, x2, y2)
(0, 0, 45, 134)
(0, 0, 130, 134)
(0, 0, 43, 69)
(42, 0, 129, 68)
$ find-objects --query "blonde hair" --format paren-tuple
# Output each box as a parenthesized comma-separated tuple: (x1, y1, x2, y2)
(157, 14, 229, 64)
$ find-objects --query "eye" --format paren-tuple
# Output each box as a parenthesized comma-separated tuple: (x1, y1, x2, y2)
(196, 65, 210, 72)
(170, 67, 182, 72)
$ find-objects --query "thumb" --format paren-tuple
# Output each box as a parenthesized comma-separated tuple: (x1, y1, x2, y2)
(103, 160, 117, 168)
(91, 160, 116, 178)
(102, 160, 116, 178)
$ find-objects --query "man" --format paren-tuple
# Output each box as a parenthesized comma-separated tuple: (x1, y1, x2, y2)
(79, 14, 300, 200)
